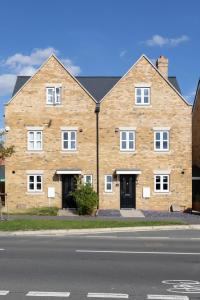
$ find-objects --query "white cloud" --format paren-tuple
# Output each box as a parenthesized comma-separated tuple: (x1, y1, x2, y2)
(61, 58, 81, 76)
(120, 50, 127, 58)
(0, 74, 16, 97)
(144, 34, 189, 47)
(0, 47, 81, 97)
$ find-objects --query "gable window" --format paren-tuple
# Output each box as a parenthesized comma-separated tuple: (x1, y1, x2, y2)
(28, 131, 42, 151)
(154, 175, 169, 193)
(154, 131, 169, 151)
(84, 175, 93, 186)
(62, 130, 77, 151)
(46, 87, 61, 105)
(27, 174, 42, 192)
(120, 131, 135, 151)
(135, 87, 150, 105)
(105, 175, 113, 192)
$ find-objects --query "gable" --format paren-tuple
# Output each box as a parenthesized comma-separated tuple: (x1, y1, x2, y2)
(7, 54, 97, 106)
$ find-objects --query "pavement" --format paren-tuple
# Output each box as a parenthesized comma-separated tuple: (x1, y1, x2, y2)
(0, 230, 199, 299)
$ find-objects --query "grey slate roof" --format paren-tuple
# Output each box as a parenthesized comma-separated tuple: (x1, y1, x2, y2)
(12, 75, 181, 102)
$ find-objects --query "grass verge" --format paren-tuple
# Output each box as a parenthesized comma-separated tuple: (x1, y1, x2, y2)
(0, 219, 186, 231)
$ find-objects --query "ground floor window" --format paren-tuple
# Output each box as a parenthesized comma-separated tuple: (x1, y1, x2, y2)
(84, 175, 93, 186)
(27, 175, 43, 192)
(105, 175, 113, 192)
(154, 175, 169, 193)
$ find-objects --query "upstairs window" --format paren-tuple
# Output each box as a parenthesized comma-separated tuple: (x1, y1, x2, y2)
(46, 87, 61, 105)
(62, 130, 77, 151)
(135, 87, 150, 105)
(28, 131, 42, 151)
(154, 131, 169, 151)
(120, 131, 135, 151)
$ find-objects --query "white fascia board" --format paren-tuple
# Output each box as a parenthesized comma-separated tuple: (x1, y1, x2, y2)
(26, 126, 44, 131)
(154, 170, 171, 175)
(119, 127, 137, 131)
(60, 127, 78, 131)
(26, 170, 44, 174)
(153, 127, 171, 131)
(56, 170, 82, 175)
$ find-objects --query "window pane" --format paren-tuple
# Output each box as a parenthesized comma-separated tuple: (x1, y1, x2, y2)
(107, 183, 111, 190)
(129, 141, 134, 149)
(36, 132, 41, 141)
(122, 141, 126, 149)
(63, 141, 68, 149)
(36, 141, 41, 150)
(163, 184, 168, 190)
(163, 132, 168, 140)
(156, 176, 160, 183)
(136, 96, 141, 103)
(156, 141, 160, 149)
(71, 141, 76, 149)
(37, 176, 41, 183)
(163, 141, 168, 149)
(163, 176, 168, 183)
(156, 183, 161, 190)
(29, 141, 34, 150)
(156, 132, 160, 140)
(136, 88, 141, 95)
(63, 132, 68, 140)
(37, 183, 41, 190)
(29, 132, 34, 140)
(29, 183, 34, 190)
(107, 176, 112, 183)
(144, 96, 149, 103)
(144, 88, 149, 95)
(71, 131, 76, 140)
(29, 176, 34, 183)
(129, 132, 134, 140)
(121, 132, 126, 140)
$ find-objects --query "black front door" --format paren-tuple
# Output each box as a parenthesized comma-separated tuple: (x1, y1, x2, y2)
(120, 175, 135, 209)
(62, 175, 77, 208)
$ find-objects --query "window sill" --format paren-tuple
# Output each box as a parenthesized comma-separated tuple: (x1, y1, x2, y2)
(120, 150, 137, 154)
(26, 192, 44, 195)
(45, 104, 63, 107)
(153, 192, 171, 196)
(134, 105, 152, 108)
(60, 151, 78, 154)
(103, 192, 114, 195)
(154, 151, 171, 154)
(26, 151, 44, 154)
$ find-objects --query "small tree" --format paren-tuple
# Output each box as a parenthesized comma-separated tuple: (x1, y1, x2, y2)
(0, 130, 14, 160)
(71, 183, 98, 215)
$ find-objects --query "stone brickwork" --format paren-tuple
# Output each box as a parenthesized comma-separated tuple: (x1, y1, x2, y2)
(192, 82, 200, 167)
(5, 55, 97, 210)
(99, 56, 192, 211)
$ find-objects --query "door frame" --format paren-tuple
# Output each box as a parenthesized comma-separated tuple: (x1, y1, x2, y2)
(120, 174, 136, 209)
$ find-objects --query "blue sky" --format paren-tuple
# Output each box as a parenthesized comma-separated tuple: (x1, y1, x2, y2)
(0, 0, 200, 126)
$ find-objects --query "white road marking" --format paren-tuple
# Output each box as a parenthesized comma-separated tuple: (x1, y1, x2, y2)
(76, 250, 200, 255)
(87, 293, 129, 298)
(0, 249, 5, 251)
(147, 295, 189, 300)
(0, 291, 9, 295)
(26, 291, 70, 297)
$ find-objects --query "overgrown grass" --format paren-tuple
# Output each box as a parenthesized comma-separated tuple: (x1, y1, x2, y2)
(4, 207, 59, 216)
(0, 219, 186, 231)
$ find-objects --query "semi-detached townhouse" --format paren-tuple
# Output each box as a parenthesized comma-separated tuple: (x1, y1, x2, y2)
(5, 54, 192, 211)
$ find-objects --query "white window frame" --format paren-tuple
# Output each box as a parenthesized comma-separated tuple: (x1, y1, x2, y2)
(62, 130, 77, 151)
(27, 130, 43, 151)
(27, 174, 43, 192)
(46, 86, 61, 105)
(84, 175, 93, 186)
(120, 130, 135, 152)
(154, 174, 170, 193)
(135, 87, 150, 105)
(105, 175, 113, 193)
(154, 130, 169, 152)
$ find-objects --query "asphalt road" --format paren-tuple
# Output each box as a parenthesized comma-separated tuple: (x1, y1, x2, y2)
(0, 230, 200, 300)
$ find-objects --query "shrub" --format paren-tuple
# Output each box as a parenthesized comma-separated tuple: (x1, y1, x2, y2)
(71, 184, 98, 215)
(27, 206, 59, 216)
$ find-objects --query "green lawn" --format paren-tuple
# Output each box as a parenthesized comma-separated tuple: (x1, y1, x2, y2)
(0, 219, 186, 231)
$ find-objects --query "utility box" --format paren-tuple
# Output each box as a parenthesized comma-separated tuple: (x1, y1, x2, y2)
(48, 187, 55, 198)
(143, 187, 150, 198)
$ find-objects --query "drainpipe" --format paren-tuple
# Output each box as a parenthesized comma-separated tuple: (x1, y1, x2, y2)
(95, 103, 100, 209)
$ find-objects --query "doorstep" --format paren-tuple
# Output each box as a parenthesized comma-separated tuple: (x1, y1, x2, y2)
(120, 209, 145, 218)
